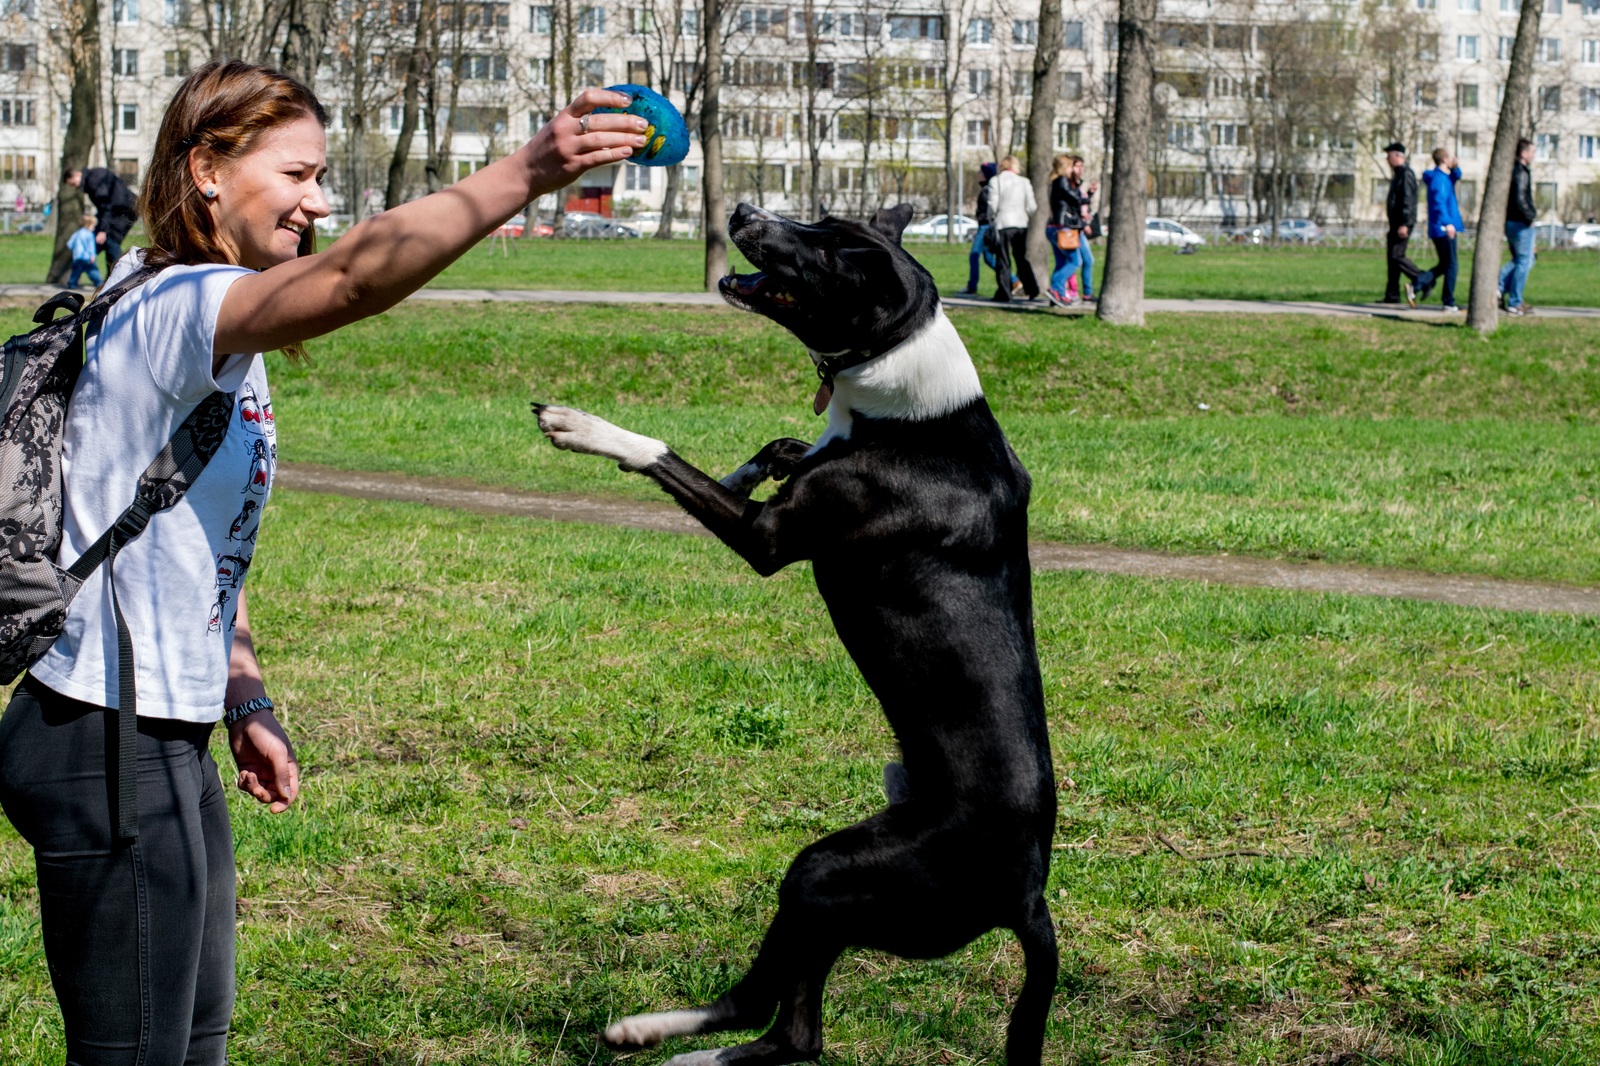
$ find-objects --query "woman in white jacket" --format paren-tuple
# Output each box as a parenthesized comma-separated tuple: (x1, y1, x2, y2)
(989, 156, 1039, 302)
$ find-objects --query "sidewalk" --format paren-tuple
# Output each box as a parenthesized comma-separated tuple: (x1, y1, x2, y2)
(3, 283, 1595, 320)
(277, 462, 1600, 618)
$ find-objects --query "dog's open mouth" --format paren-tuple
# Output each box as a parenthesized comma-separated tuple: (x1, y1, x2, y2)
(719, 271, 799, 313)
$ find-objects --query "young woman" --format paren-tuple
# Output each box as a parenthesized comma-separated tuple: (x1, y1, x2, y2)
(1046, 154, 1083, 307)
(0, 60, 645, 1064)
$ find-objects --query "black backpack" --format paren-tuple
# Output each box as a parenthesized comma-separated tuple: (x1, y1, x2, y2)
(0, 267, 235, 839)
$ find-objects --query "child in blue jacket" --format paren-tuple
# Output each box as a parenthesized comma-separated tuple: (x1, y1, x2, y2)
(1418, 149, 1464, 310)
(67, 213, 101, 289)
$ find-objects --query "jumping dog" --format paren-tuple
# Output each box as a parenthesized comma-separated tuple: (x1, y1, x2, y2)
(533, 202, 1057, 1066)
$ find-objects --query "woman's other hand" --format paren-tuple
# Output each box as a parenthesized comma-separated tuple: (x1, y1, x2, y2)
(525, 88, 650, 197)
(230, 710, 300, 813)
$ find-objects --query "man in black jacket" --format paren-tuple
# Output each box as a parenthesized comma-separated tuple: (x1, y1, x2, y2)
(1498, 138, 1538, 315)
(64, 167, 138, 269)
(1381, 142, 1433, 305)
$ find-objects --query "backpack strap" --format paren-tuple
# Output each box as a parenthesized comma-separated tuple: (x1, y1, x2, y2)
(66, 388, 237, 840)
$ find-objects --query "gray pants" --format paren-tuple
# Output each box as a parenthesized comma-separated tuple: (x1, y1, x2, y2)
(0, 677, 234, 1065)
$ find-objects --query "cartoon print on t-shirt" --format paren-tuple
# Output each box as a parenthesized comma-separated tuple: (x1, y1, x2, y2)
(241, 438, 270, 496)
(215, 551, 252, 590)
(239, 383, 264, 429)
(228, 499, 258, 542)
(209, 588, 229, 633)
(261, 396, 275, 438)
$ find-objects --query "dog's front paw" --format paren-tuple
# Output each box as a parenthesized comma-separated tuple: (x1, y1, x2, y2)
(604, 1008, 710, 1049)
(530, 403, 668, 472)
(755, 437, 813, 481)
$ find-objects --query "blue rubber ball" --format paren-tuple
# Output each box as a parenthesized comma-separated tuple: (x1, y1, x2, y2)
(597, 84, 690, 168)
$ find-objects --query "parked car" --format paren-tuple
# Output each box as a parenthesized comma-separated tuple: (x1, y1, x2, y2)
(1144, 217, 1205, 247)
(17, 220, 43, 233)
(1570, 223, 1600, 249)
(493, 214, 555, 238)
(1530, 222, 1572, 248)
(903, 214, 980, 240)
(563, 215, 641, 238)
(1276, 218, 1323, 243)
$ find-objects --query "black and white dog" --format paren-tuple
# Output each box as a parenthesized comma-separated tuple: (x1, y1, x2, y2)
(533, 202, 1057, 1066)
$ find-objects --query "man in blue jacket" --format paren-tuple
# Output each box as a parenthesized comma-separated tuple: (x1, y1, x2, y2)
(1417, 147, 1463, 310)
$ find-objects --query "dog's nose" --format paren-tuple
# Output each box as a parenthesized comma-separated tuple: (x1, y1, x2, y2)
(732, 202, 778, 229)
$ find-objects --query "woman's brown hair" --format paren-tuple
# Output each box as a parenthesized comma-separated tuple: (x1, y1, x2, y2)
(1049, 154, 1073, 180)
(139, 60, 328, 270)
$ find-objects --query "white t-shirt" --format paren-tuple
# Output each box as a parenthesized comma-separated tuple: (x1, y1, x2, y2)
(30, 251, 273, 723)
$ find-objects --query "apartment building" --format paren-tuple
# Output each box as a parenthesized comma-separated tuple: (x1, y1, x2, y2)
(0, 0, 1595, 226)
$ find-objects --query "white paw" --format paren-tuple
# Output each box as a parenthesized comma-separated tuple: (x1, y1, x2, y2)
(663, 1051, 731, 1066)
(604, 1008, 709, 1048)
(533, 404, 668, 472)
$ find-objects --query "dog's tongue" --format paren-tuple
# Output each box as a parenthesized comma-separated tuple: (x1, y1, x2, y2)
(813, 381, 832, 415)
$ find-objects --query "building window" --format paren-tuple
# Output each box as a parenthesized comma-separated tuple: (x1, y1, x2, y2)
(680, 8, 697, 35)
(1539, 37, 1560, 62)
(1535, 133, 1559, 159)
(1499, 35, 1515, 58)
(1545, 0, 1562, 11)
(967, 67, 990, 95)
(1055, 120, 1081, 147)
(114, 157, 138, 183)
(112, 48, 138, 76)
(1581, 134, 1597, 158)
(1457, 35, 1479, 59)
(736, 6, 788, 35)
(1212, 122, 1248, 146)
(163, 49, 191, 77)
(1012, 19, 1037, 45)
(628, 6, 652, 33)
(1458, 130, 1479, 157)
(967, 17, 991, 43)
(0, 98, 33, 126)
(627, 60, 650, 85)
(163, 0, 188, 24)
(576, 5, 603, 33)
(674, 61, 699, 91)
(1012, 68, 1032, 96)
(1415, 81, 1439, 106)
(888, 14, 943, 39)
(1582, 85, 1600, 109)
(1418, 35, 1439, 60)
(113, 0, 138, 22)
(529, 3, 549, 31)
(1417, 0, 1436, 8)
(1540, 85, 1562, 109)
(1500, 0, 1518, 9)
(1063, 20, 1084, 48)
(0, 154, 36, 181)
(965, 119, 990, 146)
(623, 164, 651, 191)
(530, 57, 549, 85)
(1586, 39, 1600, 61)
(1060, 70, 1083, 99)
(579, 58, 605, 82)
(460, 54, 508, 79)
(1460, 0, 1481, 9)
(1457, 82, 1479, 107)
(119, 103, 138, 132)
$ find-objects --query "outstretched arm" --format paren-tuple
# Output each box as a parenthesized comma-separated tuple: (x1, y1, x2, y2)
(215, 89, 648, 357)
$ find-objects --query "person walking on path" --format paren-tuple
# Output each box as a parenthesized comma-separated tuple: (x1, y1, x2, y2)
(1046, 155, 1085, 307)
(67, 213, 102, 289)
(1418, 147, 1463, 311)
(0, 60, 645, 1066)
(65, 166, 140, 269)
(990, 155, 1039, 302)
(961, 161, 999, 295)
(1380, 142, 1432, 306)
(1500, 138, 1538, 315)
(1068, 158, 1098, 301)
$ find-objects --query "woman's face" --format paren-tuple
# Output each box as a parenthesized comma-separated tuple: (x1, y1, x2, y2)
(202, 113, 330, 271)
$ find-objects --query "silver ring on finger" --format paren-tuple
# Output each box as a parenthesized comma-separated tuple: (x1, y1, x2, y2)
(578, 114, 590, 135)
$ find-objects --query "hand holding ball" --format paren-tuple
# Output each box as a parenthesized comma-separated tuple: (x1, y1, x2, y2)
(595, 84, 689, 167)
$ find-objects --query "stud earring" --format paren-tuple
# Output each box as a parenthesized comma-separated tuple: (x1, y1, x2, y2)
(204, 186, 216, 198)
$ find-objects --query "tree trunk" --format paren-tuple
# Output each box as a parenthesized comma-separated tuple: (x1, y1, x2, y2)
(1097, 0, 1154, 325)
(280, 0, 332, 87)
(48, 0, 100, 285)
(384, 0, 436, 210)
(1024, 0, 1062, 287)
(701, 0, 727, 288)
(1467, 0, 1540, 334)
(656, 163, 680, 238)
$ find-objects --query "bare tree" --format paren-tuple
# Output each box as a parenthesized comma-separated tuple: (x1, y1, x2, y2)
(1023, 0, 1062, 283)
(47, 0, 99, 284)
(385, 0, 437, 209)
(701, 0, 726, 286)
(280, 0, 333, 84)
(644, 0, 705, 235)
(938, 0, 973, 239)
(1466, 0, 1539, 333)
(1097, 0, 1153, 325)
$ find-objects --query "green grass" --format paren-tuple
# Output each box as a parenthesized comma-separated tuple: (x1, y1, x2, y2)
(46, 299, 1579, 587)
(6, 491, 1598, 1063)
(3, 230, 1597, 306)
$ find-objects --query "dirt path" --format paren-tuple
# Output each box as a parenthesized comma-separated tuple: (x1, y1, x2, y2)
(277, 463, 1600, 617)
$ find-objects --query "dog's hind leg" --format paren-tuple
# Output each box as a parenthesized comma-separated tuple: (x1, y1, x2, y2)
(1003, 893, 1058, 1066)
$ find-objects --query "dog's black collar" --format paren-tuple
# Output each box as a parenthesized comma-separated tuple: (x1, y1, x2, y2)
(815, 349, 877, 387)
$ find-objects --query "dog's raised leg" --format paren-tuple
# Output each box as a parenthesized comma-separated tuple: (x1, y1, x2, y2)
(719, 438, 813, 499)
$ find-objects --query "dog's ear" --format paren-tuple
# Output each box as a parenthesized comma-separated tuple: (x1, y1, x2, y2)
(867, 203, 915, 245)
